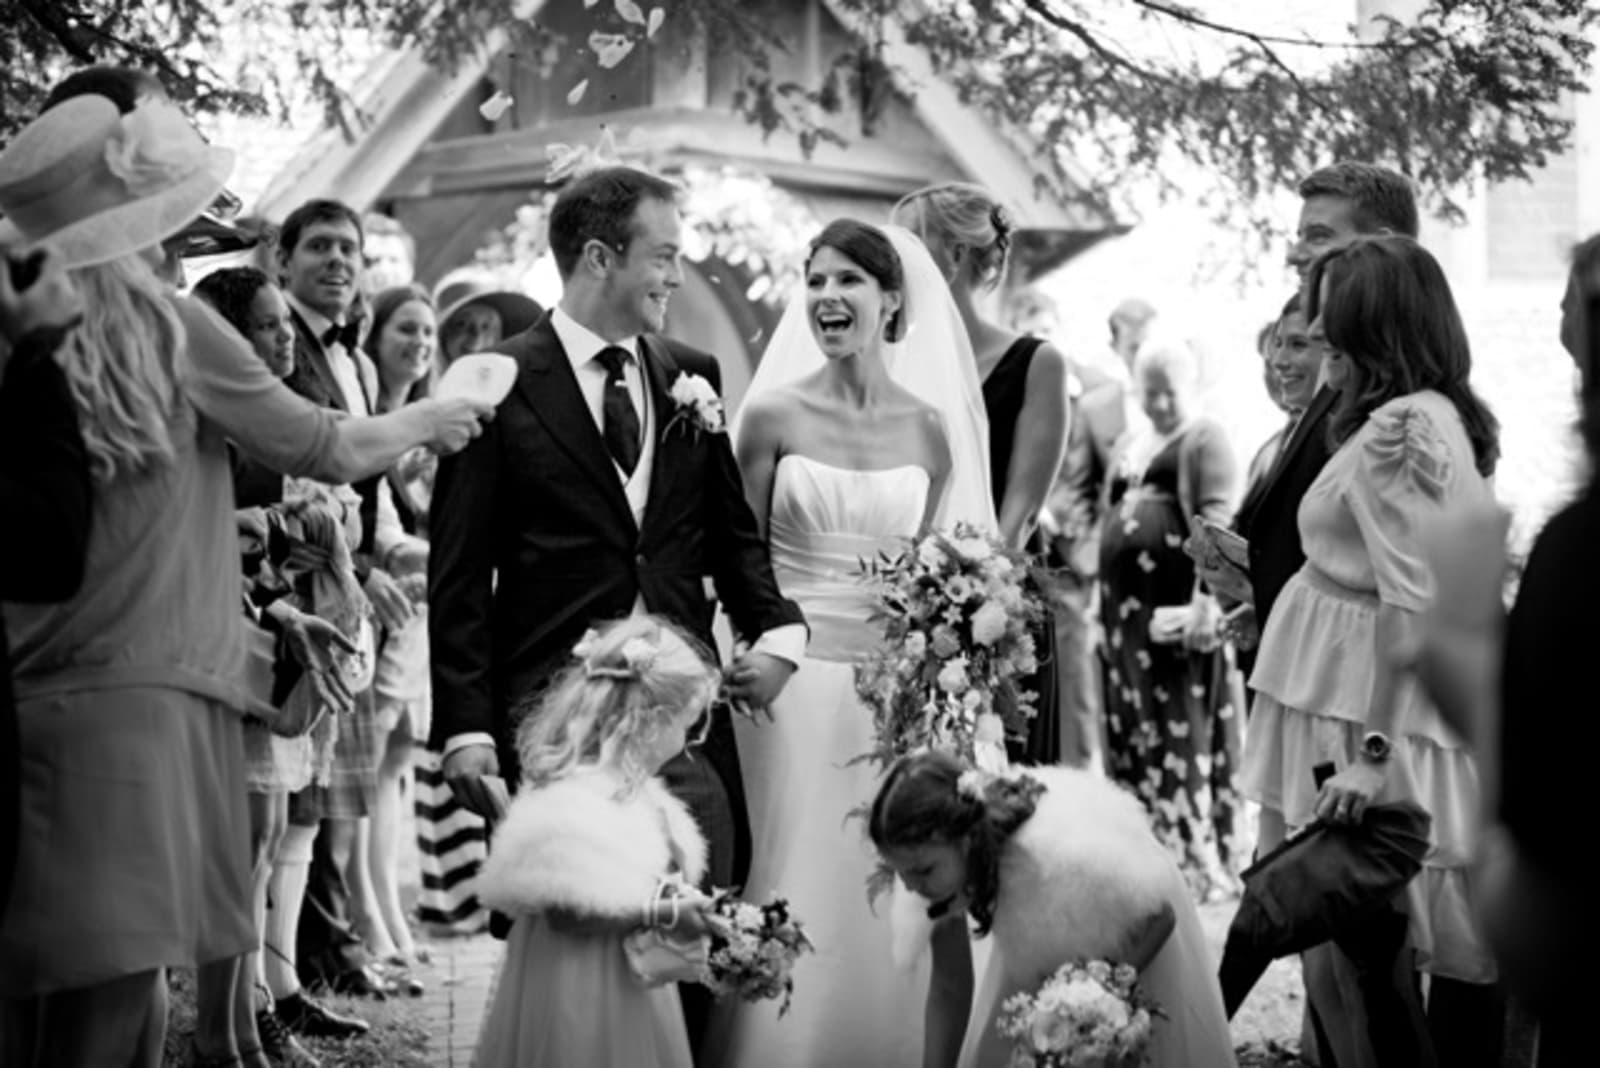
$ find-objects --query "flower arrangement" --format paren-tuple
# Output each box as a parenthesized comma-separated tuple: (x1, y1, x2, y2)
(996, 960, 1160, 1068)
(666, 372, 726, 436)
(854, 523, 1046, 768)
(701, 892, 813, 1016)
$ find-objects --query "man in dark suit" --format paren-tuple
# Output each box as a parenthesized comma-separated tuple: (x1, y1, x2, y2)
(1202, 162, 1425, 1068)
(272, 199, 422, 1026)
(428, 167, 805, 1049)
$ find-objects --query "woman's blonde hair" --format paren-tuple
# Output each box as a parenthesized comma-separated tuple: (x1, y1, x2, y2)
(892, 182, 1013, 290)
(515, 615, 719, 791)
(58, 255, 187, 483)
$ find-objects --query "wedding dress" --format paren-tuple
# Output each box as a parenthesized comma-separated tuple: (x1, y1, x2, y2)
(708, 453, 933, 1067)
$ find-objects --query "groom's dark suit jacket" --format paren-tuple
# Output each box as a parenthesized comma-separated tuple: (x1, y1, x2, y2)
(427, 313, 803, 886)
(1233, 384, 1339, 636)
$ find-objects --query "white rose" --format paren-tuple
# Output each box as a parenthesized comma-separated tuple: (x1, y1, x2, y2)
(903, 631, 928, 659)
(936, 658, 970, 695)
(918, 541, 949, 571)
(951, 536, 993, 563)
(970, 600, 1009, 646)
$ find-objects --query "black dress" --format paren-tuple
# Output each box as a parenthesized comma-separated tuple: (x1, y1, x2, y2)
(0, 331, 92, 919)
(982, 336, 1062, 765)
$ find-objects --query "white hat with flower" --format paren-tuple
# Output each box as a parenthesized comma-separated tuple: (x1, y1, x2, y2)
(0, 94, 234, 269)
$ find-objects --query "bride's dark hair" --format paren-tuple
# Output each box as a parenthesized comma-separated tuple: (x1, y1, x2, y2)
(868, 750, 1045, 935)
(805, 218, 906, 341)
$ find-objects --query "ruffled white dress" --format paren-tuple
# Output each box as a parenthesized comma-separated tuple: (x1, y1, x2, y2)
(1242, 391, 1494, 982)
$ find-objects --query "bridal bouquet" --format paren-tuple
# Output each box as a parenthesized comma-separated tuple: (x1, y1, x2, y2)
(701, 892, 813, 1016)
(996, 960, 1160, 1068)
(854, 523, 1045, 768)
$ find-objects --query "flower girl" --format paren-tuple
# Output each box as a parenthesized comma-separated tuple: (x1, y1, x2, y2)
(471, 616, 728, 1068)
(869, 751, 1236, 1068)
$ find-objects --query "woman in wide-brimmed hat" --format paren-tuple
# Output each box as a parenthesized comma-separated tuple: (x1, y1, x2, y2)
(0, 87, 492, 1067)
(431, 267, 543, 369)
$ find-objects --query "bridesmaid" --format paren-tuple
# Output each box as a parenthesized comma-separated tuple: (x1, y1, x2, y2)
(893, 185, 1071, 764)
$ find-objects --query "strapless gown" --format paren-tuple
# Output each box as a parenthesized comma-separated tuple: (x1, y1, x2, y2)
(707, 454, 931, 1068)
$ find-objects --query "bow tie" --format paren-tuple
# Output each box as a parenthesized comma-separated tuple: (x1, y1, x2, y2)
(320, 321, 361, 352)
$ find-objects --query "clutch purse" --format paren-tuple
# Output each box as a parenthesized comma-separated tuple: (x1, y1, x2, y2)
(622, 925, 708, 987)
(622, 879, 709, 987)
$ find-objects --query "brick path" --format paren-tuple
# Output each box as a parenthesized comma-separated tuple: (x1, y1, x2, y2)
(413, 931, 502, 1067)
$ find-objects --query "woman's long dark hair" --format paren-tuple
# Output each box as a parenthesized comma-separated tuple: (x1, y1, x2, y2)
(1306, 236, 1500, 477)
(868, 751, 1045, 936)
(363, 284, 435, 410)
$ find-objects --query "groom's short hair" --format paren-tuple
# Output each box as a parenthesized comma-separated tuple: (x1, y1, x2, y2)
(548, 166, 680, 279)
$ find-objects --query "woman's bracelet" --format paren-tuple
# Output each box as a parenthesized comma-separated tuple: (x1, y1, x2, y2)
(647, 888, 681, 929)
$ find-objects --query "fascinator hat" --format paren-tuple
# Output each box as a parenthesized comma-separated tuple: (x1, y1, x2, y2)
(0, 94, 235, 269)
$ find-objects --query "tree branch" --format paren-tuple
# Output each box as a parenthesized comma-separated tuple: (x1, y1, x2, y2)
(1128, 0, 1381, 51)
(1018, 0, 1174, 85)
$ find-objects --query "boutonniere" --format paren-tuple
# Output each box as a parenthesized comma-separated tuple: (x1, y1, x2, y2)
(666, 372, 726, 437)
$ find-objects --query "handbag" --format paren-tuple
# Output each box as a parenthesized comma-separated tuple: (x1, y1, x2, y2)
(622, 879, 708, 987)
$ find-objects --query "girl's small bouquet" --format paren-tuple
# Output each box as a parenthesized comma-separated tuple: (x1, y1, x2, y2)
(701, 891, 814, 1016)
(854, 522, 1046, 768)
(997, 960, 1161, 1068)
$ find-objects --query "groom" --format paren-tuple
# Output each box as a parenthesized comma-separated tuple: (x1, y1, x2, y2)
(428, 165, 804, 923)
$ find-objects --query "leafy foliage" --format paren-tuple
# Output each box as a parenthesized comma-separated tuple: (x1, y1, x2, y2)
(1, 0, 1593, 261)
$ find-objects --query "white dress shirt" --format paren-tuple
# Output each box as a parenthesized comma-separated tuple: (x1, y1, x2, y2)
(284, 292, 408, 564)
(442, 307, 805, 758)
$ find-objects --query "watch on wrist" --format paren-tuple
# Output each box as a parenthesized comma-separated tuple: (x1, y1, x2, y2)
(1360, 730, 1393, 764)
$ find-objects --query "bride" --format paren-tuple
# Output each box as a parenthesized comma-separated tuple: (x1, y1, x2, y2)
(706, 219, 995, 1066)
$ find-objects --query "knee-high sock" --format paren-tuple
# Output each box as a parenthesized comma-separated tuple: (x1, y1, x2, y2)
(263, 824, 316, 1000)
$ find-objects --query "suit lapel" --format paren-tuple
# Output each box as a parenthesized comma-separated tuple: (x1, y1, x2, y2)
(288, 311, 348, 413)
(511, 318, 635, 530)
(639, 336, 685, 528)
(1253, 385, 1337, 512)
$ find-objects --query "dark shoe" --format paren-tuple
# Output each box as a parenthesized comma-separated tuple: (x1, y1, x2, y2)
(376, 961, 425, 998)
(276, 992, 370, 1039)
(254, 1007, 324, 1066)
(316, 963, 398, 999)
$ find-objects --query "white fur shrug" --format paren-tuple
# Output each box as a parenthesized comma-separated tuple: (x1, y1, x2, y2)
(474, 767, 707, 918)
(990, 767, 1183, 986)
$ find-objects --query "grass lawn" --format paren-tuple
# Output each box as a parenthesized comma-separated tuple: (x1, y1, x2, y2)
(160, 967, 430, 1067)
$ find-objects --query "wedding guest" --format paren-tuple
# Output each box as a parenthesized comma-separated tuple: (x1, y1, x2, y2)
(0, 245, 88, 922)
(472, 616, 725, 1068)
(1417, 235, 1600, 1068)
(1201, 160, 1424, 1068)
(361, 284, 438, 986)
(0, 92, 489, 1068)
(1014, 289, 1120, 772)
(276, 197, 420, 1004)
(892, 184, 1071, 764)
(1243, 235, 1501, 1067)
(194, 264, 337, 1067)
(431, 267, 543, 370)
(410, 270, 536, 937)
(870, 750, 1236, 1068)
(1098, 335, 1242, 898)
(361, 214, 417, 293)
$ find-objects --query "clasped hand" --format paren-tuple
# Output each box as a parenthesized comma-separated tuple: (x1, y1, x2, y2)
(721, 648, 795, 724)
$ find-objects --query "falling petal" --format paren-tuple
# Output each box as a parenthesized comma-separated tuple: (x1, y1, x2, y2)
(478, 90, 514, 122)
(584, 0, 599, 6)
(615, 0, 646, 24)
(567, 79, 589, 105)
(589, 32, 635, 69)
(647, 7, 665, 36)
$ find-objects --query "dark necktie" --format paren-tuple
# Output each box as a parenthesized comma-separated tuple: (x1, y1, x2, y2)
(321, 321, 361, 352)
(596, 345, 641, 476)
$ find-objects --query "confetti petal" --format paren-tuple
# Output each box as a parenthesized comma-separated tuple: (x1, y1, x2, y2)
(567, 79, 589, 105)
(589, 32, 636, 69)
(615, 0, 646, 24)
(647, 8, 665, 37)
(478, 90, 514, 122)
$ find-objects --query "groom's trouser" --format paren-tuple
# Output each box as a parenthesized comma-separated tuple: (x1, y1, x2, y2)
(657, 705, 746, 1059)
